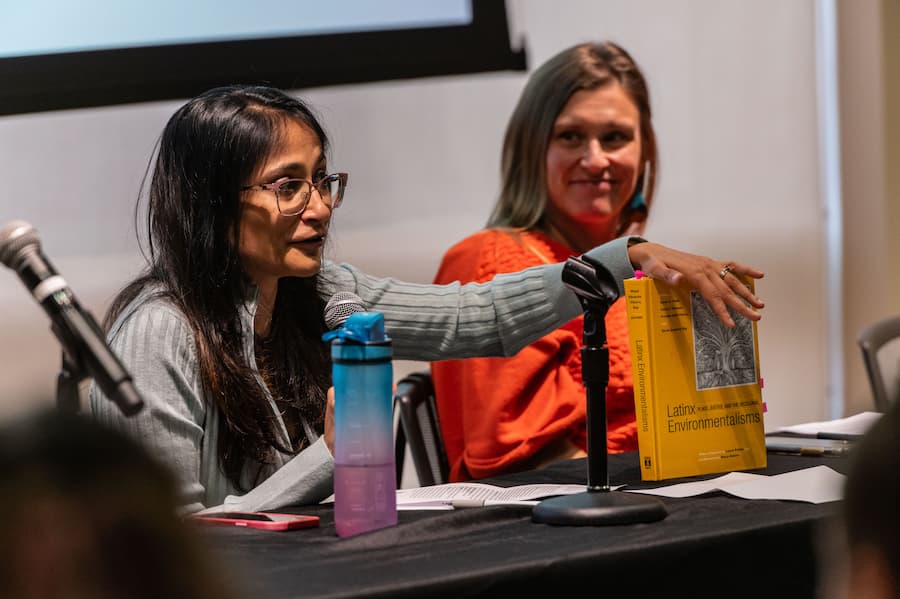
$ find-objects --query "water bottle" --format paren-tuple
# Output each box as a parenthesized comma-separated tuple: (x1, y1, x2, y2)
(323, 311, 397, 537)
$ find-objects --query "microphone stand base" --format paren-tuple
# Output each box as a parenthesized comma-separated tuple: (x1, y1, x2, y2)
(532, 489, 667, 526)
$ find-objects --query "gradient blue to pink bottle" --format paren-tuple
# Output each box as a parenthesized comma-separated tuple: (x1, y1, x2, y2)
(329, 312, 397, 537)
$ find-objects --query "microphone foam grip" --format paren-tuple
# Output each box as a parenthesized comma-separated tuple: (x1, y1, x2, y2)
(324, 291, 366, 330)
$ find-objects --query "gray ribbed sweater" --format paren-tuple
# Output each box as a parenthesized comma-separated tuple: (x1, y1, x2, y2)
(89, 237, 634, 513)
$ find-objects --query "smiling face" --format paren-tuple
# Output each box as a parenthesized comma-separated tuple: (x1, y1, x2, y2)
(238, 118, 331, 295)
(544, 82, 643, 245)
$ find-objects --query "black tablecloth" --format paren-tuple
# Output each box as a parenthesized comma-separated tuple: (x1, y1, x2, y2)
(199, 452, 847, 599)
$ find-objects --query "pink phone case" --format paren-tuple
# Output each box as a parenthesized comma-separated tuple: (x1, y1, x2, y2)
(192, 511, 320, 531)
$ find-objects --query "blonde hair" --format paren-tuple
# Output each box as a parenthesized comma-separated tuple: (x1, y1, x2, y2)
(488, 41, 658, 237)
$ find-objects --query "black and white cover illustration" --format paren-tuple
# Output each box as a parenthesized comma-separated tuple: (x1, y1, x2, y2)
(690, 290, 757, 390)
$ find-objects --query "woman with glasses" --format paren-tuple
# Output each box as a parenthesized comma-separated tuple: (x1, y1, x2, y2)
(90, 84, 763, 514)
(431, 42, 757, 482)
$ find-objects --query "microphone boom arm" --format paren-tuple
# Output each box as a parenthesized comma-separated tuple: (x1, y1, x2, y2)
(52, 293, 144, 415)
(0, 220, 144, 416)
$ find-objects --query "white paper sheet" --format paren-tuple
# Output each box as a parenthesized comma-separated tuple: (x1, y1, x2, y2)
(776, 411, 881, 436)
(394, 482, 599, 510)
(322, 467, 845, 510)
(321, 482, 599, 510)
(623, 465, 845, 504)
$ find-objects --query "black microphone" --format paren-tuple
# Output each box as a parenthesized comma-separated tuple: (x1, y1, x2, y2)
(561, 255, 620, 314)
(324, 291, 367, 330)
(0, 220, 144, 415)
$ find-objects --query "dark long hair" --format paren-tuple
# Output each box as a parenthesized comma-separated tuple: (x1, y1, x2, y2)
(488, 41, 658, 237)
(106, 85, 331, 489)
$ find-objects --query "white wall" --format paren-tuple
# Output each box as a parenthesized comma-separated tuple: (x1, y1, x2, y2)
(0, 0, 848, 429)
(837, 0, 899, 416)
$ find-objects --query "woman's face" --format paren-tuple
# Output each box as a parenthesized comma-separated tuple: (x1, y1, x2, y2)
(544, 82, 643, 237)
(239, 119, 331, 291)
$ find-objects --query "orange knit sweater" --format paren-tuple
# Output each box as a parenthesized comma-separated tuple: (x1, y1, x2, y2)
(431, 229, 638, 482)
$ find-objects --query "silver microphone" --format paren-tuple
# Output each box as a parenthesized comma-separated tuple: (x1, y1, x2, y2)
(0, 220, 144, 415)
(324, 291, 367, 330)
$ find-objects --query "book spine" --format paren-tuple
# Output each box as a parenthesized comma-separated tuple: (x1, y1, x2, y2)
(625, 278, 660, 480)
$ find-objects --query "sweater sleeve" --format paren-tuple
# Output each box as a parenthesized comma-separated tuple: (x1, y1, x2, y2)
(317, 235, 634, 361)
(196, 437, 333, 514)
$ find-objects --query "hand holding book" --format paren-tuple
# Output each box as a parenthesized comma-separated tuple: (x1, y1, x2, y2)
(626, 241, 765, 327)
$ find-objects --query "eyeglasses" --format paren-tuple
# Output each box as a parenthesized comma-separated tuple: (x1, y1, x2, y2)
(241, 172, 348, 216)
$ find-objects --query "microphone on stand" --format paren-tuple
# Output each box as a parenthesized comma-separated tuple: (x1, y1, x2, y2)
(0, 220, 144, 416)
(531, 254, 666, 526)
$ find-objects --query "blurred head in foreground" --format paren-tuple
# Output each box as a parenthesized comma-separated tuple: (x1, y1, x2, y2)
(840, 401, 900, 598)
(0, 408, 237, 599)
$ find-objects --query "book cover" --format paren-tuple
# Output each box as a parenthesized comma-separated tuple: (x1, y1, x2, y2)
(624, 275, 766, 481)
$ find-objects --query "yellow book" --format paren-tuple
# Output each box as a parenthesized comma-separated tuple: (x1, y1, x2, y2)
(624, 275, 766, 481)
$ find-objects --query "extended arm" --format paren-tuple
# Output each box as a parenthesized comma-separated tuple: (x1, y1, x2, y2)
(318, 237, 634, 360)
(319, 236, 764, 359)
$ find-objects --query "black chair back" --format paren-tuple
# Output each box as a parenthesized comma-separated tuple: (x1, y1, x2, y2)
(858, 315, 900, 411)
(393, 371, 449, 487)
